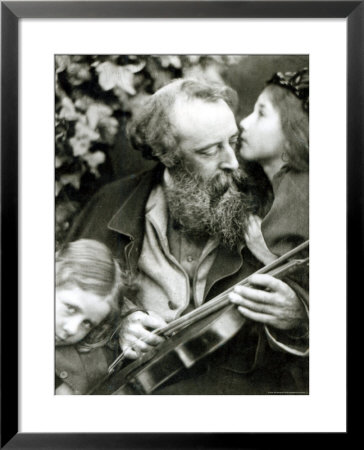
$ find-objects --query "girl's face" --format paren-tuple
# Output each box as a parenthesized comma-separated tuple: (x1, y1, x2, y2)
(55, 285, 111, 346)
(239, 89, 287, 164)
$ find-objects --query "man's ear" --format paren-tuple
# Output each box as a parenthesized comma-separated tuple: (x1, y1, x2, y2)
(159, 148, 181, 169)
(160, 157, 174, 168)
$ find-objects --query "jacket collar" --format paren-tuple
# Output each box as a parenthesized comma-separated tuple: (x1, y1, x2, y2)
(205, 242, 244, 300)
(107, 165, 164, 242)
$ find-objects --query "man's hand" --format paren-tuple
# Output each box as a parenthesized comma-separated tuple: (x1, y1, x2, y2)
(229, 274, 306, 330)
(119, 311, 167, 359)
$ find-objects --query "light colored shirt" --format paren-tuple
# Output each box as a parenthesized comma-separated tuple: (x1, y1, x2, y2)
(135, 171, 219, 323)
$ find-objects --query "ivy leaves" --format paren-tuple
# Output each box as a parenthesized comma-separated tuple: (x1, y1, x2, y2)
(95, 60, 145, 94)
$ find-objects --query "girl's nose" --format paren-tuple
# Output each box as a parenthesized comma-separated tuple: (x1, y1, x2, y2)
(239, 113, 252, 131)
(63, 317, 81, 336)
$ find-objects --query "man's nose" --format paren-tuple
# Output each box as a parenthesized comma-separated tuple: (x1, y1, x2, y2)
(219, 144, 239, 171)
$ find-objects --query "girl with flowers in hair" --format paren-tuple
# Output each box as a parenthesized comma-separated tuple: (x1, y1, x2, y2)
(239, 68, 309, 264)
(55, 239, 132, 394)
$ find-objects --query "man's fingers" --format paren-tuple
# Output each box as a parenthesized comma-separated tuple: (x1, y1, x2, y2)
(128, 311, 149, 322)
(122, 347, 138, 360)
(134, 338, 151, 353)
(121, 333, 157, 358)
(236, 305, 274, 325)
(141, 330, 164, 346)
(245, 274, 287, 293)
(127, 324, 164, 345)
(121, 335, 141, 359)
(232, 285, 273, 304)
(118, 311, 165, 360)
(126, 310, 166, 329)
(230, 292, 275, 315)
(141, 313, 167, 330)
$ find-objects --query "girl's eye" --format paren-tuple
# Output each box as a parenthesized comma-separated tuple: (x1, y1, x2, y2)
(65, 304, 76, 314)
(82, 320, 92, 330)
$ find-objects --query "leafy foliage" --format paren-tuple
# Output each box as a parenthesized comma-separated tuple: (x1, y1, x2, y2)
(55, 55, 244, 248)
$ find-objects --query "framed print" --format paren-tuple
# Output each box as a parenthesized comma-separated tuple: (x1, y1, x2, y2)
(1, 0, 360, 447)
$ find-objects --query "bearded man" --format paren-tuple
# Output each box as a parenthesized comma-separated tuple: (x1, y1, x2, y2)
(67, 79, 309, 395)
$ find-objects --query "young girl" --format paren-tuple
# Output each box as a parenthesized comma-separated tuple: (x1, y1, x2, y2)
(55, 239, 126, 395)
(239, 68, 309, 265)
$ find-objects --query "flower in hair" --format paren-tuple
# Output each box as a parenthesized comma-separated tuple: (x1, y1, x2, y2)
(267, 68, 309, 112)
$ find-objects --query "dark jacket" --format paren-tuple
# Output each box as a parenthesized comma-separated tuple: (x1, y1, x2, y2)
(56, 346, 115, 394)
(67, 166, 309, 394)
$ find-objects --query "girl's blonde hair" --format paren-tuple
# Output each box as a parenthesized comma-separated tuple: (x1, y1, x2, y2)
(56, 239, 125, 352)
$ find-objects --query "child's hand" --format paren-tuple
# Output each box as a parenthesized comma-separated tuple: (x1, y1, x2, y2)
(244, 215, 277, 265)
(118, 310, 167, 359)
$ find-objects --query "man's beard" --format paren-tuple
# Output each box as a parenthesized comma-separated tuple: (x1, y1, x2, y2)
(164, 162, 256, 250)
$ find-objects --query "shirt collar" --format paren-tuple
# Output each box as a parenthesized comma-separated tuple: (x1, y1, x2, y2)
(145, 176, 169, 239)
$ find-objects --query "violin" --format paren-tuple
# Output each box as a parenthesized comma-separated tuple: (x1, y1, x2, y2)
(89, 241, 309, 395)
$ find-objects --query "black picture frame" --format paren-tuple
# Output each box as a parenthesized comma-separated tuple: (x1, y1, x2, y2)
(1, 1, 359, 448)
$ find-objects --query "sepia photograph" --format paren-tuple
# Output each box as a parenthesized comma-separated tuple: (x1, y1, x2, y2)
(55, 54, 309, 396)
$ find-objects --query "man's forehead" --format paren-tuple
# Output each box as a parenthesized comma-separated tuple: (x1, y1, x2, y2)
(171, 96, 228, 117)
(170, 97, 237, 137)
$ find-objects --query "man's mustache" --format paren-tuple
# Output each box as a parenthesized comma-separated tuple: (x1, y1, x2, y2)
(208, 168, 245, 197)
(170, 158, 247, 202)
